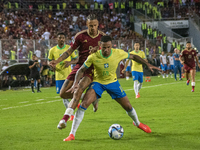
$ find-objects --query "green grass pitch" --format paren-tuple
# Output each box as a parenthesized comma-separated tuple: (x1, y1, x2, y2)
(0, 74, 200, 150)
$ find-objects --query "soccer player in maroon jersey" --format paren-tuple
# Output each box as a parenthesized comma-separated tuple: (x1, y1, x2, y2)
(180, 42, 200, 92)
(50, 14, 105, 127)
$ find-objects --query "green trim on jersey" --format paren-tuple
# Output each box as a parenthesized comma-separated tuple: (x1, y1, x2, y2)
(57, 44, 66, 50)
(100, 49, 113, 59)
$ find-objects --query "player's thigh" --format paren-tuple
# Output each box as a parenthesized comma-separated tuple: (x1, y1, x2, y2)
(81, 89, 97, 108)
(132, 71, 138, 81)
(138, 72, 143, 83)
(60, 79, 73, 95)
(115, 96, 132, 112)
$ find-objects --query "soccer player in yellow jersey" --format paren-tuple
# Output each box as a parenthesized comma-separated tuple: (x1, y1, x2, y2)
(48, 33, 78, 117)
(123, 43, 146, 98)
(61, 36, 161, 141)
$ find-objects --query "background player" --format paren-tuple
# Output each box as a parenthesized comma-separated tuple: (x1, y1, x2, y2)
(180, 42, 200, 92)
(125, 59, 131, 80)
(28, 54, 41, 93)
(160, 51, 168, 78)
(173, 48, 182, 81)
(48, 33, 78, 120)
(168, 52, 174, 78)
(63, 36, 161, 141)
(122, 43, 146, 98)
(49, 14, 104, 128)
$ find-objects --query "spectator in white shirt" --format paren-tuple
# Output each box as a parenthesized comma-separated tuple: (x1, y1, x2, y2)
(42, 29, 51, 40)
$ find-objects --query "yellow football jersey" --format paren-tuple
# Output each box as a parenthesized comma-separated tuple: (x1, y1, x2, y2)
(130, 50, 146, 72)
(84, 48, 129, 84)
(48, 44, 78, 80)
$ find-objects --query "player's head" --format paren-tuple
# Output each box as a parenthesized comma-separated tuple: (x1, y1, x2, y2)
(32, 54, 36, 60)
(161, 51, 165, 55)
(100, 35, 112, 57)
(57, 32, 65, 45)
(186, 42, 191, 49)
(134, 42, 140, 51)
(86, 14, 99, 35)
(174, 48, 178, 53)
(169, 52, 172, 56)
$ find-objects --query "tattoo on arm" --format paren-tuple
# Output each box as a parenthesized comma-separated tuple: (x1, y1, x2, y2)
(74, 65, 88, 84)
(61, 51, 69, 60)
(129, 54, 148, 66)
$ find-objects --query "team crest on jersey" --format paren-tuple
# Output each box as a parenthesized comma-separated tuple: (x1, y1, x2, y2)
(84, 39, 87, 42)
(104, 63, 109, 68)
(192, 52, 194, 54)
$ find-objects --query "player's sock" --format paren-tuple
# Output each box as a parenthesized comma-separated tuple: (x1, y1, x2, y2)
(63, 99, 70, 109)
(80, 93, 85, 100)
(187, 79, 190, 85)
(126, 76, 129, 80)
(126, 107, 140, 126)
(31, 83, 34, 92)
(62, 108, 74, 122)
(70, 105, 86, 136)
(191, 82, 195, 90)
(37, 82, 40, 91)
(137, 83, 142, 92)
(134, 81, 138, 96)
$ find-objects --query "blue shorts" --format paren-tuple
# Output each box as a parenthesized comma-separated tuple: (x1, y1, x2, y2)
(56, 80, 65, 94)
(88, 80, 126, 99)
(168, 65, 175, 70)
(161, 64, 168, 71)
(132, 71, 143, 83)
(126, 66, 131, 72)
(181, 64, 183, 68)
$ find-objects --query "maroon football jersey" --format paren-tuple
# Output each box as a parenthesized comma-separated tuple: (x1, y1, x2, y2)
(71, 30, 105, 64)
(180, 49, 196, 68)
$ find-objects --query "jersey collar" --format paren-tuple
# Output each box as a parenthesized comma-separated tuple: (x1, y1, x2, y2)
(57, 44, 66, 50)
(100, 49, 113, 59)
(87, 30, 99, 39)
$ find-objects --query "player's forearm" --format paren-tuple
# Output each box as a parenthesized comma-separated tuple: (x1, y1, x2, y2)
(130, 54, 149, 67)
(195, 57, 199, 65)
(29, 63, 35, 69)
(68, 57, 79, 65)
(124, 60, 130, 69)
(57, 48, 74, 63)
(74, 67, 85, 85)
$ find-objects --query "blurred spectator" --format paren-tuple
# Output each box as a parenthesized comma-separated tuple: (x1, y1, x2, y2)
(2, 62, 9, 71)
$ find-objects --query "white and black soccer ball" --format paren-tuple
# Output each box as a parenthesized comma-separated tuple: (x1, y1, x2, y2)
(108, 124, 124, 140)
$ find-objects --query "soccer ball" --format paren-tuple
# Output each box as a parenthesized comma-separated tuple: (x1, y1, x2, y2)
(108, 124, 124, 140)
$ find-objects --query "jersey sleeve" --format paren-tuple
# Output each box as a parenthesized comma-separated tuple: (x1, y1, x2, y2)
(70, 50, 78, 59)
(118, 49, 129, 60)
(28, 60, 32, 66)
(142, 51, 146, 59)
(71, 34, 82, 50)
(83, 54, 93, 69)
(48, 48, 54, 61)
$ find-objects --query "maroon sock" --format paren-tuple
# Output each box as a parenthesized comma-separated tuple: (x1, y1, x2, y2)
(62, 115, 70, 122)
(192, 86, 195, 90)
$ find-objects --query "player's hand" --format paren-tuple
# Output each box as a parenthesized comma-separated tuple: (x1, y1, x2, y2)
(89, 46, 99, 54)
(198, 64, 200, 68)
(122, 69, 125, 74)
(49, 60, 58, 68)
(67, 82, 79, 93)
(147, 64, 162, 72)
(64, 61, 71, 68)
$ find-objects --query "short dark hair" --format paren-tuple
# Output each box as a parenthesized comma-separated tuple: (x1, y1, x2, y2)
(57, 32, 66, 37)
(87, 14, 97, 21)
(186, 41, 191, 44)
(100, 35, 112, 42)
(32, 54, 36, 57)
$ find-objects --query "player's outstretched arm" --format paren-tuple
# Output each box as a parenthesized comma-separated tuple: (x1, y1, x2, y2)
(67, 65, 88, 93)
(64, 57, 79, 68)
(49, 47, 75, 67)
(129, 54, 162, 72)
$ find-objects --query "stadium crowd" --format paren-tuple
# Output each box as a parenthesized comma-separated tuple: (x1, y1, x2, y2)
(0, 0, 199, 90)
